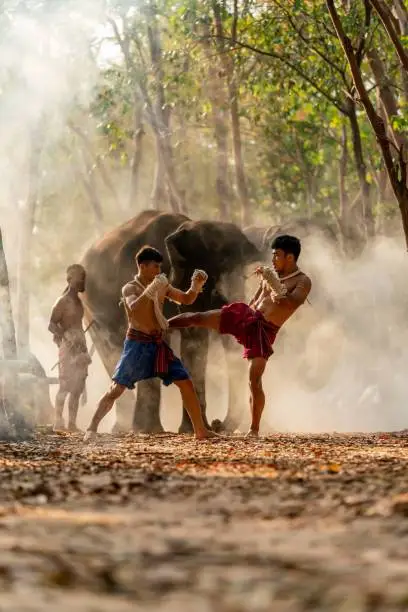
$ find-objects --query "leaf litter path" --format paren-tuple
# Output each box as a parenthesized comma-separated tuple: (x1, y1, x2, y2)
(1, 431, 408, 611)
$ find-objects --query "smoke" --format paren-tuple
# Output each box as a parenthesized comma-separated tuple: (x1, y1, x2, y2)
(256, 233, 408, 433)
(0, 0, 108, 273)
(0, 0, 111, 428)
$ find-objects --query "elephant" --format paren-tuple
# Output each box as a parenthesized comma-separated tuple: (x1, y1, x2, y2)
(81, 210, 261, 434)
(244, 217, 339, 254)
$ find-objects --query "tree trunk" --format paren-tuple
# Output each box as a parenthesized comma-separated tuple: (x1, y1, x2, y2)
(327, 0, 408, 249)
(0, 230, 17, 360)
(79, 150, 105, 234)
(230, 86, 251, 225)
(346, 98, 374, 237)
(151, 147, 167, 209)
(128, 100, 145, 209)
(16, 124, 44, 357)
(212, 0, 251, 224)
(393, 0, 408, 101)
(338, 123, 351, 244)
(201, 21, 231, 219)
(146, 4, 185, 213)
(367, 48, 408, 150)
(369, 0, 408, 72)
(68, 122, 120, 208)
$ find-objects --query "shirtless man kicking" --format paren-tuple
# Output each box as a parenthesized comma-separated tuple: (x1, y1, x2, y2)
(168, 235, 312, 437)
(84, 245, 218, 441)
(48, 264, 91, 432)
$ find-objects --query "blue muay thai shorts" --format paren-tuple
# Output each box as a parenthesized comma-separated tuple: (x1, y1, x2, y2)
(112, 329, 190, 389)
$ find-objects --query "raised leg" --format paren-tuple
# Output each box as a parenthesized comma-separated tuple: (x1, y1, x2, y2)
(133, 378, 163, 433)
(179, 327, 210, 433)
(247, 357, 267, 437)
(168, 310, 221, 331)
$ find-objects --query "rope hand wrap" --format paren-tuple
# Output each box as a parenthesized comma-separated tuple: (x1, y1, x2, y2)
(260, 266, 287, 298)
(190, 269, 208, 292)
(143, 274, 169, 331)
(143, 273, 169, 299)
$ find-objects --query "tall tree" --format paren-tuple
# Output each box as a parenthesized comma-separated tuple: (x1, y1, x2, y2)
(327, 0, 408, 247)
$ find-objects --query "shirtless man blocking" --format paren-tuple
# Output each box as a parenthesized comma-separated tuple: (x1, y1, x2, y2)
(48, 264, 91, 432)
(84, 245, 217, 441)
(168, 235, 312, 437)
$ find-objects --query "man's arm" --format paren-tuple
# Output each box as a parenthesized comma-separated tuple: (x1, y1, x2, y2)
(248, 283, 263, 308)
(167, 285, 200, 306)
(166, 269, 208, 306)
(279, 276, 312, 307)
(122, 282, 143, 310)
(122, 274, 171, 311)
(48, 299, 65, 344)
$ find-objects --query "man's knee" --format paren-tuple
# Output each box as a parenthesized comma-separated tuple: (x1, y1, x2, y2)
(56, 388, 68, 400)
(174, 377, 193, 391)
(249, 359, 266, 392)
(249, 375, 263, 392)
(107, 382, 126, 400)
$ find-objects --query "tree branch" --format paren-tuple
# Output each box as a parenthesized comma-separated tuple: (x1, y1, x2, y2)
(326, 0, 406, 205)
(355, 1, 372, 66)
(206, 34, 346, 112)
(369, 0, 408, 73)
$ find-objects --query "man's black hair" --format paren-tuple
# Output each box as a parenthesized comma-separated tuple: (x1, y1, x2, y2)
(135, 245, 163, 265)
(271, 234, 301, 261)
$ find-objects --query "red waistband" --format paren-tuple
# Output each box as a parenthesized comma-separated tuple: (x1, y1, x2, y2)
(126, 328, 163, 343)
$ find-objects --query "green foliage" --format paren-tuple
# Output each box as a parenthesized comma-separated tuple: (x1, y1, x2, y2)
(3, 0, 406, 286)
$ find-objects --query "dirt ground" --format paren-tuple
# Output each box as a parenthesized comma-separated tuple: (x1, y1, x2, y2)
(1, 431, 408, 611)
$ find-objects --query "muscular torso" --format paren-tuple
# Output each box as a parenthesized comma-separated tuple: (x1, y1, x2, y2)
(51, 293, 87, 350)
(253, 271, 311, 327)
(123, 279, 168, 334)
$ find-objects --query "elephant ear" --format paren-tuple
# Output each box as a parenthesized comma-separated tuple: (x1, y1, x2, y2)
(165, 223, 207, 266)
(206, 223, 261, 271)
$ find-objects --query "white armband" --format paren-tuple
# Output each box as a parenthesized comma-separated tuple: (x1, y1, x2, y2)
(190, 269, 208, 292)
(260, 266, 287, 297)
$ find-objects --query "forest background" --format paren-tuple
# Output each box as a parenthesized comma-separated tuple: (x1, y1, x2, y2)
(1, 0, 408, 433)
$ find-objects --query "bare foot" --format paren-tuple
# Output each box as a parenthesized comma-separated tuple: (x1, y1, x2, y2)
(195, 429, 224, 441)
(245, 429, 259, 438)
(67, 424, 82, 433)
(83, 430, 97, 443)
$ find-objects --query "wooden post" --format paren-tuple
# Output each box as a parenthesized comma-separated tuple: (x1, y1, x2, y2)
(0, 229, 19, 436)
(0, 229, 17, 360)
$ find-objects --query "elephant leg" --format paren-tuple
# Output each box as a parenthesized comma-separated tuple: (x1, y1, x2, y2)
(178, 327, 210, 433)
(112, 391, 136, 433)
(218, 334, 248, 433)
(133, 378, 163, 433)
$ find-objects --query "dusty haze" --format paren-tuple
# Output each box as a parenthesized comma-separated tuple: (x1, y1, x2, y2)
(1, 1, 407, 434)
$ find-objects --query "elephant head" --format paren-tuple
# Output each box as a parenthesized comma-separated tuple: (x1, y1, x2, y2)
(165, 219, 261, 310)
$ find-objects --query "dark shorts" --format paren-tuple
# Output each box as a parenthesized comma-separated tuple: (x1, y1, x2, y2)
(112, 338, 190, 389)
(219, 302, 280, 360)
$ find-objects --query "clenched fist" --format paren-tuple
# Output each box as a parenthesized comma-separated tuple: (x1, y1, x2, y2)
(191, 269, 208, 292)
